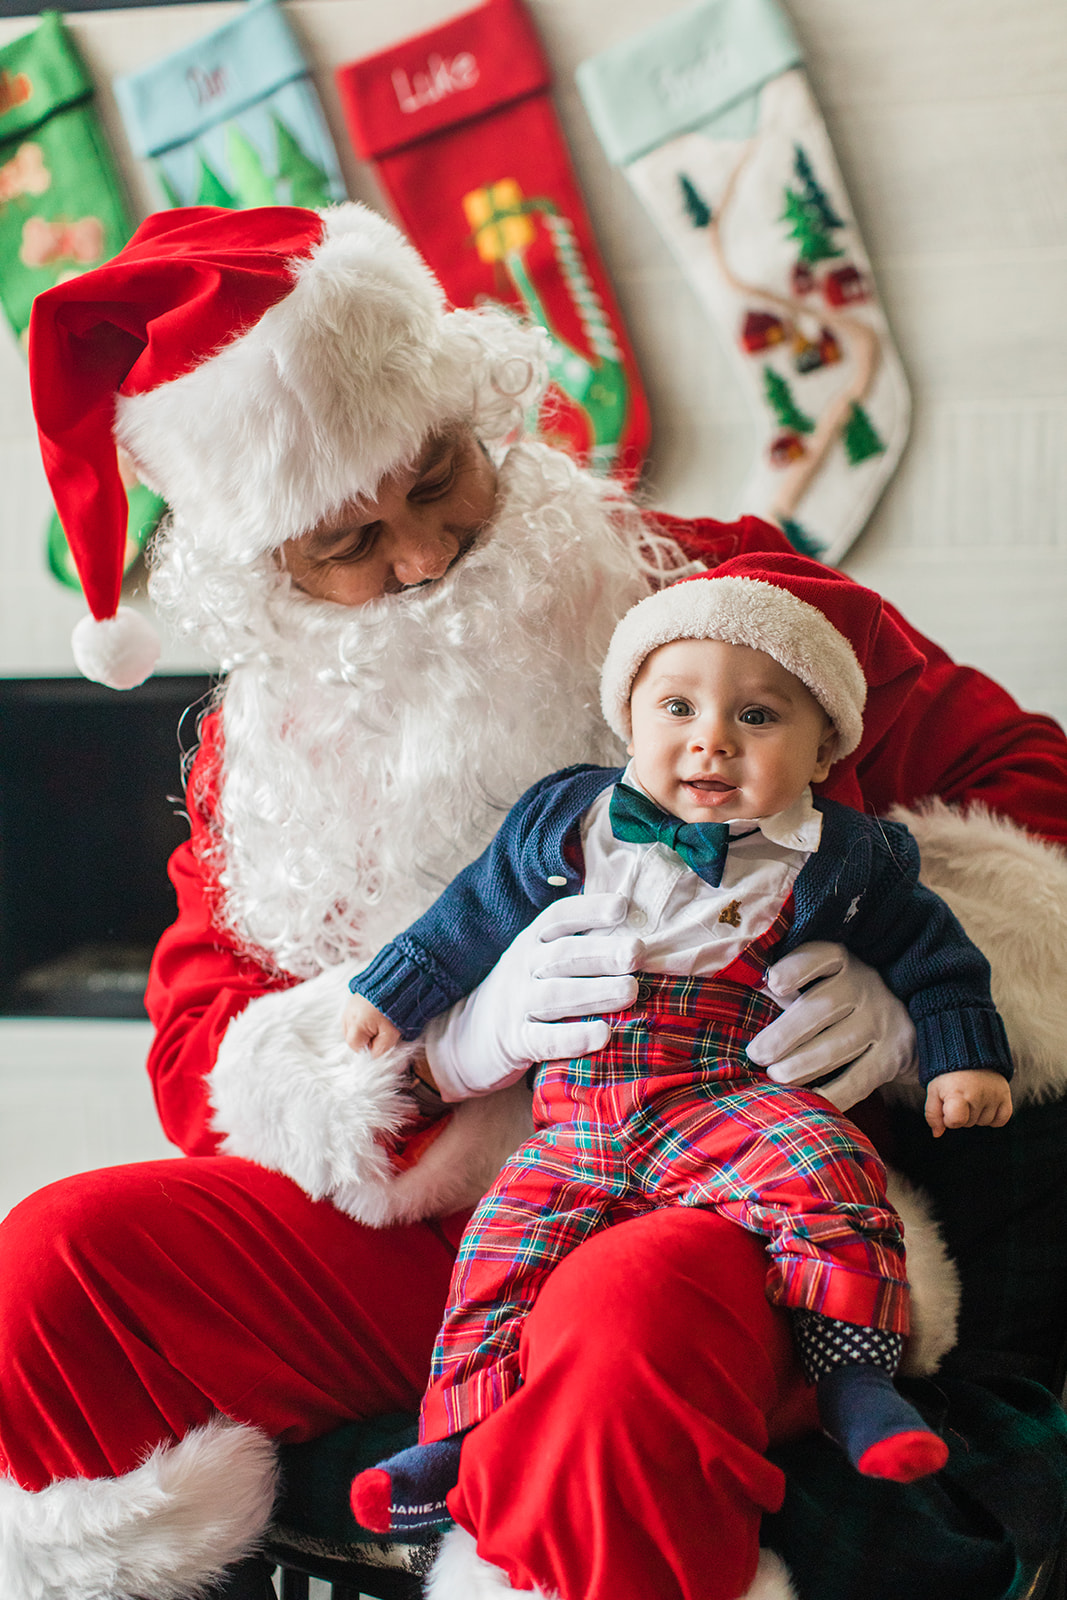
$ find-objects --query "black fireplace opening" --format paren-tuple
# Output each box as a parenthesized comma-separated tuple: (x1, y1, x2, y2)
(0, 675, 216, 1018)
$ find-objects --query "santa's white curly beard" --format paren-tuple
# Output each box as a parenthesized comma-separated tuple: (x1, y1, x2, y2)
(154, 443, 692, 977)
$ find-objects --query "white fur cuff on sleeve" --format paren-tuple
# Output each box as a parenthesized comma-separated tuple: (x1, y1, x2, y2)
(208, 961, 414, 1204)
(208, 963, 534, 1226)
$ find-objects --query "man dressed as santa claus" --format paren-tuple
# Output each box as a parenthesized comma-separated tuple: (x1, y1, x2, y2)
(3, 203, 1067, 1600)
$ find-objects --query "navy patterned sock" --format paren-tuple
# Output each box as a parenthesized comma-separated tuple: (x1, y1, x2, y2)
(794, 1310, 948, 1482)
(350, 1435, 464, 1535)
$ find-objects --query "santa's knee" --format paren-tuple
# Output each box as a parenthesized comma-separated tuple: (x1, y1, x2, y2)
(0, 1163, 180, 1358)
(1, 1168, 133, 1358)
(0, 1163, 222, 1487)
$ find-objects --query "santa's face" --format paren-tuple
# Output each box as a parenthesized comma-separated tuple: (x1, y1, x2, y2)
(277, 428, 498, 606)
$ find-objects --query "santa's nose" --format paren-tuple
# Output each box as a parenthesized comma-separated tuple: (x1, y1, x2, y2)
(390, 524, 460, 586)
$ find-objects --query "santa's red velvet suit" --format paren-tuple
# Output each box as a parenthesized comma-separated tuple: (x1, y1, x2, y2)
(3, 506, 1064, 1600)
(4, 203, 1067, 1600)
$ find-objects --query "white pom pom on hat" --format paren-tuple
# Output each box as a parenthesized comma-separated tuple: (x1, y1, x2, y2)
(600, 553, 882, 760)
(71, 606, 162, 691)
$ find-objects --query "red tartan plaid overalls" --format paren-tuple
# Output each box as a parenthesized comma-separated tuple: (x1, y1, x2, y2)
(420, 900, 909, 1443)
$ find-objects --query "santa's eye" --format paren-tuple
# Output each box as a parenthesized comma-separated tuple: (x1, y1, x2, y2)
(665, 697, 693, 717)
(411, 459, 456, 502)
(329, 525, 380, 564)
(739, 706, 772, 725)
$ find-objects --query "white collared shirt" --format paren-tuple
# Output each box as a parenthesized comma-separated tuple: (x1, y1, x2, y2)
(579, 762, 822, 978)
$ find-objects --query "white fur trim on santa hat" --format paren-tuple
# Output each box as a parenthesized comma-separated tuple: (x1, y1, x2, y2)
(600, 575, 866, 756)
(209, 962, 533, 1226)
(426, 1526, 797, 1600)
(116, 203, 546, 567)
(0, 1415, 277, 1600)
(71, 605, 161, 691)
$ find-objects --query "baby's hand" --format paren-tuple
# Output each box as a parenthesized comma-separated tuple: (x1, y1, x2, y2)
(925, 1069, 1013, 1138)
(343, 993, 402, 1056)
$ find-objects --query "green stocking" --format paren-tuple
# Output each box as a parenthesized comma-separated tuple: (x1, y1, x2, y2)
(0, 12, 164, 592)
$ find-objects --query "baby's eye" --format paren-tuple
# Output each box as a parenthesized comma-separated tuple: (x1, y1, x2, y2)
(665, 698, 693, 717)
(739, 707, 771, 725)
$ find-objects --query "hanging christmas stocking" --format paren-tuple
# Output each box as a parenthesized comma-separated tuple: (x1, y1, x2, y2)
(0, 11, 163, 592)
(335, 0, 651, 484)
(114, 0, 346, 212)
(576, 0, 910, 562)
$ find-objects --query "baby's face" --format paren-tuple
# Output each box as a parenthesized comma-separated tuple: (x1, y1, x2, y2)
(627, 638, 837, 823)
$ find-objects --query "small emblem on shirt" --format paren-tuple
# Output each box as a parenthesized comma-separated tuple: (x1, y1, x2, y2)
(844, 895, 861, 922)
(718, 899, 743, 927)
(546, 875, 567, 888)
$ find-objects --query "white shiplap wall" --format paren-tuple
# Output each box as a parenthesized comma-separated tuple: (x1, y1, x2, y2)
(0, 1021, 175, 1218)
(0, 0, 1064, 713)
(0, 0, 1064, 1203)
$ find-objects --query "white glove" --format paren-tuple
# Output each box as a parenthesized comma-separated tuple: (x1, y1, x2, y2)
(746, 941, 918, 1111)
(423, 892, 641, 1102)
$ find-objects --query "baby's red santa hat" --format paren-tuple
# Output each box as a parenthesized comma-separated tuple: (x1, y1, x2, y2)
(27, 203, 544, 689)
(600, 553, 891, 760)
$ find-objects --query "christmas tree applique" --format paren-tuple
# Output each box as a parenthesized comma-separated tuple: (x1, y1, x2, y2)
(764, 367, 815, 467)
(764, 368, 815, 435)
(272, 114, 333, 210)
(193, 153, 237, 209)
(780, 144, 844, 267)
(164, 119, 333, 212)
(783, 146, 870, 311)
(679, 172, 712, 231)
(225, 125, 275, 207)
(843, 401, 885, 464)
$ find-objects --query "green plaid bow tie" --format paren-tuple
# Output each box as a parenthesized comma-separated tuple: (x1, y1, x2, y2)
(608, 783, 732, 888)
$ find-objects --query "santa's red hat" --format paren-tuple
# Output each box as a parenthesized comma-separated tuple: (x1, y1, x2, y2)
(28, 203, 543, 689)
(600, 554, 900, 759)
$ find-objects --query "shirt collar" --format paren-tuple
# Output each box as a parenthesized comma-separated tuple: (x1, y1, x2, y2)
(620, 763, 822, 853)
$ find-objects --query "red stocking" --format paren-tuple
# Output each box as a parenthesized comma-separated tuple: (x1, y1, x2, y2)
(335, 0, 651, 483)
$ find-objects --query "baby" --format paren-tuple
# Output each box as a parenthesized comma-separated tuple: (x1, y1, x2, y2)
(343, 553, 1013, 1535)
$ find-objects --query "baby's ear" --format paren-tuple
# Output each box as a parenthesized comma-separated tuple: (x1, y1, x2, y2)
(813, 723, 839, 781)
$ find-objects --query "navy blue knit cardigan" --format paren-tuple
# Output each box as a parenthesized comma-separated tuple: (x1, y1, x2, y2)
(352, 765, 1012, 1088)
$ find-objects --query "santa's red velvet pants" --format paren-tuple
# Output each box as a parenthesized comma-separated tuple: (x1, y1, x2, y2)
(0, 1155, 817, 1600)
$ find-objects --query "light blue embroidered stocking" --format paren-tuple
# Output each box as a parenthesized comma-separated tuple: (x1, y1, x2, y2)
(115, 0, 346, 213)
(576, 0, 910, 564)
